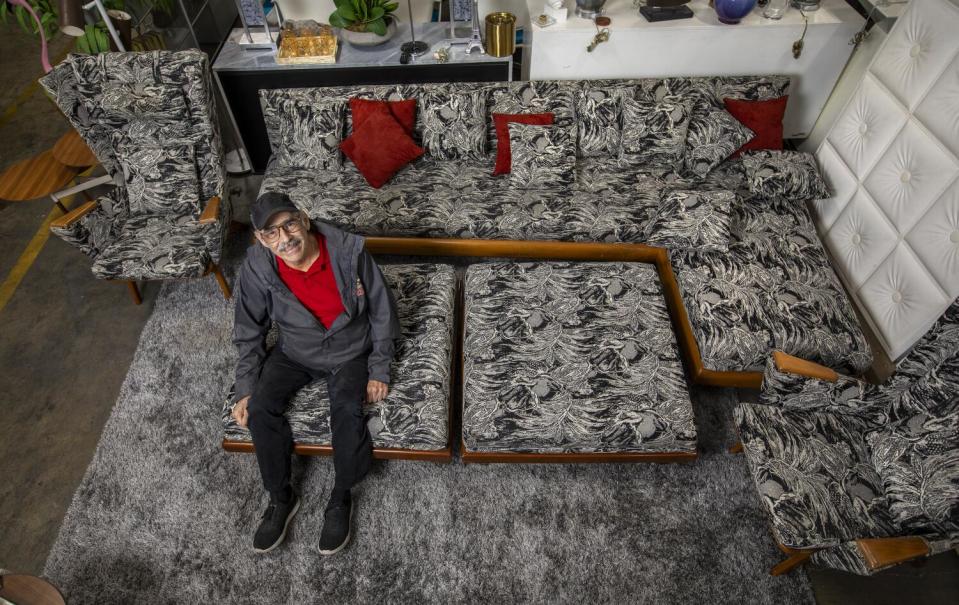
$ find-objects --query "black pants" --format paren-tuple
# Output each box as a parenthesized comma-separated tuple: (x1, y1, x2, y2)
(247, 348, 373, 497)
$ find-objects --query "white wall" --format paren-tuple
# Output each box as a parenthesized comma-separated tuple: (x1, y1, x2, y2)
(276, 0, 530, 29)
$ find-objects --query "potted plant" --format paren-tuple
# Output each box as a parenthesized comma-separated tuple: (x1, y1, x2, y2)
(329, 0, 399, 47)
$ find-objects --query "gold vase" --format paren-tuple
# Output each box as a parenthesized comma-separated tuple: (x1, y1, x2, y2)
(485, 12, 515, 57)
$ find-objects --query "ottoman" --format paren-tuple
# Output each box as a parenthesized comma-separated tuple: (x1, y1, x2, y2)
(462, 261, 698, 462)
(221, 263, 457, 460)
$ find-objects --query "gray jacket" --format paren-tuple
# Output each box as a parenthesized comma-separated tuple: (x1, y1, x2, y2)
(233, 221, 401, 403)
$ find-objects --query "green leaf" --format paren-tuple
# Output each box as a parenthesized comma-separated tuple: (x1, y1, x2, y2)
(383, 2, 398, 12)
(337, 2, 355, 20)
(329, 11, 348, 28)
(367, 16, 386, 35)
(370, 6, 384, 20)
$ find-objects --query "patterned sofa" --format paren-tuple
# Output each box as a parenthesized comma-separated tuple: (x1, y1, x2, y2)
(222, 264, 457, 458)
(256, 76, 872, 380)
(461, 261, 697, 462)
(735, 297, 959, 575)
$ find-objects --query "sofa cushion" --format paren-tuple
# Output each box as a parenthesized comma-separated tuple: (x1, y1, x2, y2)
(620, 95, 693, 169)
(340, 104, 424, 189)
(100, 82, 188, 121)
(672, 194, 873, 373)
(115, 139, 201, 217)
(492, 112, 554, 175)
(274, 98, 345, 170)
(508, 123, 576, 190)
(735, 403, 898, 548)
(349, 97, 416, 136)
(575, 83, 627, 158)
(869, 403, 959, 534)
(723, 95, 788, 157)
(222, 263, 457, 451)
(91, 213, 211, 280)
(419, 90, 487, 160)
(684, 107, 755, 178)
(644, 189, 734, 253)
(742, 150, 830, 201)
(462, 261, 697, 454)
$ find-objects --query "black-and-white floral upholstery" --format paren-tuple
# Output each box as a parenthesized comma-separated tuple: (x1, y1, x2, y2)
(507, 123, 576, 190)
(255, 76, 870, 376)
(222, 264, 457, 451)
(461, 262, 697, 455)
(735, 298, 959, 575)
(39, 50, 229, 281)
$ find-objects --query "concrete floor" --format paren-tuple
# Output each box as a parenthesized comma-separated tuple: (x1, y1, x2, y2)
(1, 20, 957, 604)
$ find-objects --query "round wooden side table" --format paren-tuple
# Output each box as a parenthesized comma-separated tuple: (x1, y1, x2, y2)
(51, 130, 97, 169)
(0, 574, 66, 605)
(0, 151, 80, 202)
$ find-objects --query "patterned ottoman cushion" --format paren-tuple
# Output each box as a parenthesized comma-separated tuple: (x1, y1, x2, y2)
(462, 261, 697, 454)
(222, 263, 457, 451)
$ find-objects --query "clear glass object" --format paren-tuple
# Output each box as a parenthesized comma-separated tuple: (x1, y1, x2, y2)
(763, 0, 790, 19)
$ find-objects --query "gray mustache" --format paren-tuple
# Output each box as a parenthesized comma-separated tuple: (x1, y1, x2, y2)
(277, 238, 300, 253)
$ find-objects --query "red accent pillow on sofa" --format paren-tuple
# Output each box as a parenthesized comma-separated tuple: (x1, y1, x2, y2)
(492, 112, 555, 175)
(723, 96, 789, 157)
(350, 97, 417, 137)
(340, 105, 424, 189)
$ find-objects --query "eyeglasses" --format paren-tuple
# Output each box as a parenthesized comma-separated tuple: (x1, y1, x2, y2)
(258, 214, 304, 243)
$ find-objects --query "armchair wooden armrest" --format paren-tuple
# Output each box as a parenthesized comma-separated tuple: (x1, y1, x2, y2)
(198, 196, 221, 225)
(50, 200, 99, 230)
(857, 537, 929, 571)
(772, 351, 839, 382)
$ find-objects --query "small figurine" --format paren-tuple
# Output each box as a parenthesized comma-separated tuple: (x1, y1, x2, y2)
(433, 46, 451, 63)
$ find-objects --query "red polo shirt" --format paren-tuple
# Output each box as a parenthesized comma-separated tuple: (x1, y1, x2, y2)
(277, 233, 345, 329)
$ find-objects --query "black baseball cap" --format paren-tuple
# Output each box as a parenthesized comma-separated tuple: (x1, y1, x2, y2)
(251, 192, 299, 230)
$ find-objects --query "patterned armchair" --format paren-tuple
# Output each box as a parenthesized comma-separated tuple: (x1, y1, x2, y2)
(734, 298, 959, 576)
(39, 50, 232, 303)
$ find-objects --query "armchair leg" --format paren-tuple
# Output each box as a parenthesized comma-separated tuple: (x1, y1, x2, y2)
(127, 281, 142, 305)
(771, 546, 816, 576)
(210, 264, 232, 300)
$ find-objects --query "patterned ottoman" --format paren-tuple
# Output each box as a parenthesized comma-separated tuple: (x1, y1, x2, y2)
(462, 261, 698, 462)
(222, 263, 457, 459)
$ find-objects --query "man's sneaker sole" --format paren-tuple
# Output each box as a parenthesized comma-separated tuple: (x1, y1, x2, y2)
(319, 503, 353, 556)
(253, 497, 300, 554)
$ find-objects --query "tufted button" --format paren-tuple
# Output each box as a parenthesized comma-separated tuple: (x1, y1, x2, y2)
(858, 123, 868, 135)
(900, 170, 912, 183)
(892, 291, 903, 303)
(851, 233, 862, 245)
(952, 230, 959, 244)
(910, 44, 921, 58)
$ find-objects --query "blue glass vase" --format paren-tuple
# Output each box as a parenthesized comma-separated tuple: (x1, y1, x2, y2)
(714, 0, 757, 24)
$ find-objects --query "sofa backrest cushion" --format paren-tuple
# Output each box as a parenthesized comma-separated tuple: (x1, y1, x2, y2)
(418, 90, 487, 160)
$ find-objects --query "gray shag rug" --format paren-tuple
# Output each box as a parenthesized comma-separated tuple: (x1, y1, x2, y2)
(43, 249, 815, 604)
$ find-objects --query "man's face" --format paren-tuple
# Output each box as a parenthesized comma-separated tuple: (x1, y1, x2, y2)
(256, 211, 309, 264)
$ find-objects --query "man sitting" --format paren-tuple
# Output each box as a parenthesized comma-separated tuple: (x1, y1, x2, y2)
(231, 192, 400, 555)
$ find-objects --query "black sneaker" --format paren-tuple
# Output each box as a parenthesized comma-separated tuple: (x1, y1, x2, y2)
(253, 493, 300, 553)
(319, 491, 353, 556)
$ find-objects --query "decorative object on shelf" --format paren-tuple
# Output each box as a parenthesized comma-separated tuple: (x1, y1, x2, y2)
(484, 11, 514, 57)
(791, 0, 819, 10)
(792, 8, 808, 58)
(535, 13, 557, 27)
(277, 20, 337, 64)
(400, 0, 428, 56)
(636, 0, 693, 22)
(234, 0, 280, 49)
(432, 44, 450, 62)
(575, 0, 607, 19)
(543, 0, 567, 23)
(463, 0, 484, 54)
(586, 16, 610, 52)
(330, 0, 398, 47)
(762, 0, 788, 19)
(713, 0, 757, 24)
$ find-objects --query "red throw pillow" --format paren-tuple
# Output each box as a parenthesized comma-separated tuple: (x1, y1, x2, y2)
(340, 105, 424, 189)
(350, 97, 417, 137)
(492, 112, 555, 175)
(723, 96, 789, 157)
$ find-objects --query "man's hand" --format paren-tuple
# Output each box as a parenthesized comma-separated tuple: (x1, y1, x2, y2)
(366, 380, 388, 403)
(232, 396, 250, 428)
